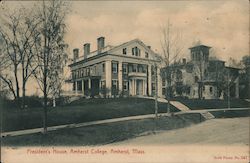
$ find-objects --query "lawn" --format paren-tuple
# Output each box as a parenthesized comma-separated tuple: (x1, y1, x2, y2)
(2, 113, 204, 146)
(175, 98, 250, 110)
(210, 109, 250, 118)
(1, 97, 179, 132)
(116, 117, 249, 146)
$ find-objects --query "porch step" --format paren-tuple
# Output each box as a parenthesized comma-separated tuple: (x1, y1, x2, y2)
(200, 112, 215, 120)
(170, 101, 190, 111)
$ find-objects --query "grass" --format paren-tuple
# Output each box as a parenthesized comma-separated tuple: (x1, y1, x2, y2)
(176, 98, 250, 110)
(117, 117, 249, 145)
(1, 97, 179, 132)
(210, 109, 250, 118)
(2, 113, 204, 146)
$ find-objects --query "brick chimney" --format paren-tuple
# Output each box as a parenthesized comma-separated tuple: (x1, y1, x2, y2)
(73, 48, 79, 62)
(84, 43, 90, 59)
(97, 36, 105, 53)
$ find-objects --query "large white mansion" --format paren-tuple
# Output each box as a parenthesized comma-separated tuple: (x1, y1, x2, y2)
(67, 37, 163, 98)
(67, 37, 240, 99)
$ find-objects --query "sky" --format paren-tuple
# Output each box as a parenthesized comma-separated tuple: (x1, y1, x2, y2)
(63, 0, 249, 62)
(2, 0, 249, 61)
(1, 0, 249, 96)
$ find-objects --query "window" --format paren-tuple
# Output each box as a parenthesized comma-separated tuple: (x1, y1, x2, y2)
(90, 67, 93, 75)
(102, 63, 105, 72)
(83, 68, 86, 76)
(137, 65, 143, 73)
(145, 52, 149, 58)
(123, 48, 127, 55)
(93, 66, 96, 75)
(87, 68, 90, 76)
(132, 47, 141, 56)
(128, 65, 133, 73)
(152, 66, 156, 75)
(112, 80, 118, 90)
(77, 81, 82, 91)
(132, 64, 137, 72)
(162, 79, 166, 87)
(77, 70, 80, 78)
(122, 64, 128, 74)
(162, 88, 166, 96)
(101, 80, 106, 89)
(112, 80, 118, 95)
(123, 81, 128, 91)
(112, 62, 118, 73)
(73, 82, 76, 91)
(210, 87, 213, 93)
(81, 69, 84, 77)
(152, 83, 156, 90)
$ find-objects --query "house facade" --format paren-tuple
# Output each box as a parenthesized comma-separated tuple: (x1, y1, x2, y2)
(161, 45, 240, 99)
(67, 37, 163, 98)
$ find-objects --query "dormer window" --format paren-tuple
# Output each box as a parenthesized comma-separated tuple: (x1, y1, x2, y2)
(132, 47, 141, 56)
(122, 48, 127, 55)
(145, 52, 149, 58)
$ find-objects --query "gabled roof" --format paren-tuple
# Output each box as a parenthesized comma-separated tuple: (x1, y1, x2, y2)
(108, 38, 154, 54)
(69, 38, 161, 67)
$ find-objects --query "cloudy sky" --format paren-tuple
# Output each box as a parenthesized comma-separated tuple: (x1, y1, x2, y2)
(64, 0, 249, 62)
(3, 0, 249, 61)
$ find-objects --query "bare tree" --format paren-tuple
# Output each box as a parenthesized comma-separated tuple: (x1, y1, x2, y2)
(0, 10, 22, 104)
(0, 7, 41, 109)
(160, 20, 183, 114)
(32, 0, 69, 133)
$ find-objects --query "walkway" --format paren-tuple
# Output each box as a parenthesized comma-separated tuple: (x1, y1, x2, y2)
(137, 96, 190, 111)
(1, 107, 249, 138)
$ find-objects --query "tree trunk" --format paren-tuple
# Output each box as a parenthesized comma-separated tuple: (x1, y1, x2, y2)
(14, 66, 20, 108)
(22, 81, 26, 109)
(43, 92, 48, 134)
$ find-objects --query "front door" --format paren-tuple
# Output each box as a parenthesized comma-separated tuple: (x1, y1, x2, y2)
(136, 79, 143, 95)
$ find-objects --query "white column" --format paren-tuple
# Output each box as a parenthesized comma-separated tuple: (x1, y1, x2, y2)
(118, 62, 123, 94)
(105, 60, 112, 97)
(134, 79, 137, 95)
(148, 65, 152, 96)
(133, 79, 135, 95)
(144, 79, 147, 96)
(82, 80, 85, 95)
(142, 80, 144, 95)
(88, 78, 91, 91)
(157, 67, 162, 97)
(129, 80, 132, 96)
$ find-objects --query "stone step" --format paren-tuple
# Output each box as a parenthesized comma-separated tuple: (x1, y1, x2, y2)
(170, 101, 190, 111)
(201, 112, 215, 120)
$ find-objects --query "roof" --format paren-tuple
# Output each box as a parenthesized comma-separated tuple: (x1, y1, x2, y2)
(189, 45, 212, 50)
(209, 59, 225, 63)
(225, 66, 241, 70)
(69, 38, 161, 67)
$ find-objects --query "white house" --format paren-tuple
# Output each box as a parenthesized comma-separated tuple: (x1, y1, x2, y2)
(67, 37, 163, 98)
